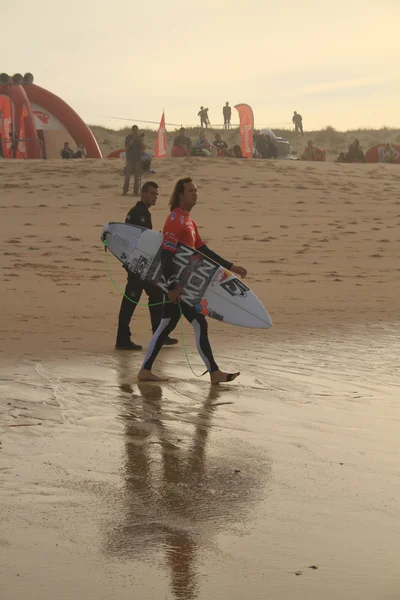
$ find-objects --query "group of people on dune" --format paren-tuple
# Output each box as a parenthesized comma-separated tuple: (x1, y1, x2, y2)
(172, 127, 243, 158)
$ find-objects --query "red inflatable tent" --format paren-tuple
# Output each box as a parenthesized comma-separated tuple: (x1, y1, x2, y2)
(0, 73, 101, 159)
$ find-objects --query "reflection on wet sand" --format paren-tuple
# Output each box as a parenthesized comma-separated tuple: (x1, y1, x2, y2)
(105, 355, 271, 600)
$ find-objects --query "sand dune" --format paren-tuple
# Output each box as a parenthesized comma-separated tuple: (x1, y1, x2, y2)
(91, 124, 400, 161)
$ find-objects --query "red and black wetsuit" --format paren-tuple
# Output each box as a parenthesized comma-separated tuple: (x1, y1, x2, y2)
(141, 208, 233, 373)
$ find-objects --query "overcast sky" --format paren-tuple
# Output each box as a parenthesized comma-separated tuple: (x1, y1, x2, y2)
(2, 0, 399, 131)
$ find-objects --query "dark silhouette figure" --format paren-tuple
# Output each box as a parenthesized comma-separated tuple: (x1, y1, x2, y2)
(292, 111, 303, 134)
(223, 102, 231, 129)
(198, 106, 210, 129)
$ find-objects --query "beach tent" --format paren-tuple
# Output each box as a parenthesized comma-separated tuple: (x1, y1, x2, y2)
(0, 73, 101, 159)
(365, 143, 400, 164)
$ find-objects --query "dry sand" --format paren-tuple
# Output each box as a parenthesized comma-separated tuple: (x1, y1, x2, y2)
(1, 157, 400, 599)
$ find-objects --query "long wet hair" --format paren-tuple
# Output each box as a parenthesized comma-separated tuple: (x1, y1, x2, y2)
(169, 177, 193, 211)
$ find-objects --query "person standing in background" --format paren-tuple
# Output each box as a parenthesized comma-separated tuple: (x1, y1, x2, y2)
(223, 102, 231, 129)
(122, 125, 144, 196)
(292, 111, 304, 134)
(198, 106, 210, 129)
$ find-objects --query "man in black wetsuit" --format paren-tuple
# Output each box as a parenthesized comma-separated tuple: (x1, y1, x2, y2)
(116, 181, 178, 350)
(137, 177, 247, 384)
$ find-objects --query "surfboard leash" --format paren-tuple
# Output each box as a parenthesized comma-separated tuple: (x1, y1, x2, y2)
(102, 240, 206, 378)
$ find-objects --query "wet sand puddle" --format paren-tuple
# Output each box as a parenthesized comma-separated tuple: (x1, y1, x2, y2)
(1, 325, 399, 600)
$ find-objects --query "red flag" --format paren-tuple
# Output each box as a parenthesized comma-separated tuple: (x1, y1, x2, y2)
(0, 95, 13, 158)
(16, 105, 28, 159)
(155, 111, 167, 158)
(234, 103, 254, 159)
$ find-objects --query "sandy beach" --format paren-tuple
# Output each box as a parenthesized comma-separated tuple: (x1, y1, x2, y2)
(1, 157, 400, 599)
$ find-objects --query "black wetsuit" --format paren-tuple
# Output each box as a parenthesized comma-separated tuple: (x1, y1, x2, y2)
(141, 208, 233, 373)
(116, 202, 164, 345)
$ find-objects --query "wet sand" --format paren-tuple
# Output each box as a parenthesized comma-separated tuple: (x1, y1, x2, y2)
(1, 328, 400, 599)
(1, 159, 400, 599)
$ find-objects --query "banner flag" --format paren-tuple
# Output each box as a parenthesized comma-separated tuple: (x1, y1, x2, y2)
(155, 111, 167, 158)
(234, 103, 254, 159)
(16, 105, 28, 159)
(0, 95, 13, 158)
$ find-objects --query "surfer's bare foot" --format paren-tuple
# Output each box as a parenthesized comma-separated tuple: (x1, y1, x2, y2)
(137, 369, 169, 382)
(210, 370, 240, 385)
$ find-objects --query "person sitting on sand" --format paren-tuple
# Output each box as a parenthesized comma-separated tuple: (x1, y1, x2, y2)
(137, 177, 247, 384)
(140, 133, 156, 174)
(346, 138, 365, 163)
(213, 133, 228, 155)
(61, 141, 75, 159)
(301, 140, 317, 161)
(194, 130, 216, 157)
(227, 144, 244, 158)
(382, 143, 397, 164)
(74, 144, 87, 159)
(172, 127, 192, 156)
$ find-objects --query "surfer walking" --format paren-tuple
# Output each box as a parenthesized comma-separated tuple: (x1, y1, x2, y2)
(137, 177, 247, 384)
(115, 181, 178, 350)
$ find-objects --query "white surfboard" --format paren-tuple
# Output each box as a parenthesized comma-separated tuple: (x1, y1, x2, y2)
(102, 222, 272, 329)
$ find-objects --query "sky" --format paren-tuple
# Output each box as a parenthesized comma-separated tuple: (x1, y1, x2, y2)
(2, 0, 399, 131)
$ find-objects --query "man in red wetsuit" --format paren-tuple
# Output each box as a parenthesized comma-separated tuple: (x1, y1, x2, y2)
(138, 177, 247, 384)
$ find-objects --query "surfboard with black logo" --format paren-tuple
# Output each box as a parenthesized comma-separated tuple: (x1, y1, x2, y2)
(102, 222, 272, 329)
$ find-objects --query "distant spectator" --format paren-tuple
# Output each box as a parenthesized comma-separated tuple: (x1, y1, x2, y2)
(61, 141, 75, 159)
(193, 130, 216, 156)
(265, 135, 278, 159)
(198, 106, 210, 129)
(74, 143, 87, 158)
(139, 132, 156, 174)
(346, 138, 365, 163)
(301, 140, 326, 161)
(254, 133, 277, 159)
(172, 127, 192, 155)
(213, 133, 228, 154)
(382, 143, 397, 164)
(292, 111, 303, 134)
(123, 125, 144, 196)
(227, 144, 244, 158)
(301, 140, 317, 161)
(223, 102, 231, 129)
